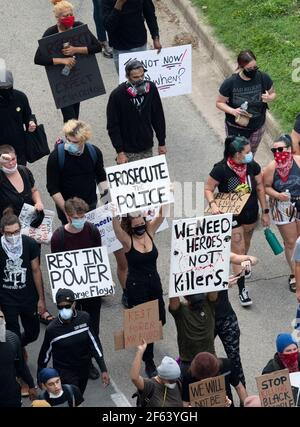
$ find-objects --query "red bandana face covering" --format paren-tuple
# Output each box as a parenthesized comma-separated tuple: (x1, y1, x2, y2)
(274, 151, 293, 182)
(227, 157, 247, 183)
(278, 350, 299, 373)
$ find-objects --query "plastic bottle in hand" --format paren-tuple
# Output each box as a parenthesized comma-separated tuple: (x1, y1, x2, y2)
(240, 101, 248, 111)
(61, 42, 72, 76)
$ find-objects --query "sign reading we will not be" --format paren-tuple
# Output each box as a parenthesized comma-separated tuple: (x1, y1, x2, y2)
(106, 155, 174, 215)
(169, 214, 232, 297)
(119, 45, 192, 98)
(45, 246, 114, 302)
(189, 375, 227, 407)
(256, 369, 295, 407)
(38, 24, 105, 109)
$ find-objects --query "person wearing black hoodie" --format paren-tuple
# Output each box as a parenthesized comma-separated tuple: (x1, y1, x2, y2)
(107, 59, 166, 165)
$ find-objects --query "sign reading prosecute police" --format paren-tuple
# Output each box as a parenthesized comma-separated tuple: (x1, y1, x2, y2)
(106, 155, 174, 215)
(46, 246, 114, 302)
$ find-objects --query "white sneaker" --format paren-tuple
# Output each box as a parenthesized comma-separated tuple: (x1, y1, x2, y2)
(239, 288, 252, 307)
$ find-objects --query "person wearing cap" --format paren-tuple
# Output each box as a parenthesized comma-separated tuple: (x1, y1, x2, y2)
(107, 59, 166, 165)
(37, 288, 110, 395)
(262, 333, 300, 374)
(0, 69, 36, 165)
(103, 0, 161, 72)
(263, 134, 300, 292)
(181, 352, 247, 407)
(169, 292, 216, 377)
(131, 340, 182, 407)
(0, 309, 37, 407)
(37, 368, 84, 407)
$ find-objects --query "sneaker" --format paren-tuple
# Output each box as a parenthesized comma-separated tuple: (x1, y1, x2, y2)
(145, 360, 157, 378)
(101, 41, 113, 58)
(121, 291, 129, 308)
(239, 288, 252, 307)
(89, 362, 100, 380)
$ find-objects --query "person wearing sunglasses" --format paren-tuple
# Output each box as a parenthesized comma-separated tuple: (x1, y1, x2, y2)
(216, 49, 276, 155)
(263, 134, 300, 292)
(37, 288, 109, 395)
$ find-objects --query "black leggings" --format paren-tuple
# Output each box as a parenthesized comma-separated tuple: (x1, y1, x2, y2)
(1, 304, 40, 347)
(76, 297, 102, 337)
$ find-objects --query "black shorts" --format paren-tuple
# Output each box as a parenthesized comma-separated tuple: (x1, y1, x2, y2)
(232, 207, 259, 229)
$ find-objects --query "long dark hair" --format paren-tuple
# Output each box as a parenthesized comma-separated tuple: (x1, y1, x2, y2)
(237, 50, 256, 69)
(121, 214, 148, 236)
(223, 136, 250, 160)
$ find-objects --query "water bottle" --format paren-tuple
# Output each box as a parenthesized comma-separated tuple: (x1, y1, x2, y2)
(61, 42, 71, 76)
(240, 101, 248, 111)
(264, 228, 284, 255)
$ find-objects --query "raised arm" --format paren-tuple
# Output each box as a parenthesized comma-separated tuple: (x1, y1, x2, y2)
(112, 216, 131, 251)
(130, 341, 147, 390)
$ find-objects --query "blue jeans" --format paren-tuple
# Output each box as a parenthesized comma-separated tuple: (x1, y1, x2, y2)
(113, 43, 148, 74)
(92, 0, 106, 42)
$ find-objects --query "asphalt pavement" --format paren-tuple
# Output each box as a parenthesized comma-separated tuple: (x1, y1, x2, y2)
(0, 0, 297, 407)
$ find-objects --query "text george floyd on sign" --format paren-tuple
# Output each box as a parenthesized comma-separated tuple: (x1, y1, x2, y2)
(38, 24, 105, 109)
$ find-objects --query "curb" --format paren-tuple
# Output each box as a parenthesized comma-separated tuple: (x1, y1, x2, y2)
(171, 0, 282, 145)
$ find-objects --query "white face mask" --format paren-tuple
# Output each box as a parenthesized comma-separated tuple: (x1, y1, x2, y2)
(5, 233, 21, 245)
(0, 319, 6, 342)
(2, 164, 17, 174)
(165, 382, 177, 390)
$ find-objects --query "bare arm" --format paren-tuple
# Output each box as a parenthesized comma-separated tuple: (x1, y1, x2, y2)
(52, 192, 66, 216)
(169, 297, 181, 311)
(112, 217, 131, 251)
(263, 163, 280, 198)
(205, 176, 221, 215)
(147, 205, 165, 235)
(31, 188, 44, 211)
(216, 94, 241, 117)
(230, 253, 258, 266)
(235, 382, 248, 404)
(130, 342, 147, 391)
(31, 257, 46, 315)
(295, 261, 300, 303)
(256, 173, 270, 227)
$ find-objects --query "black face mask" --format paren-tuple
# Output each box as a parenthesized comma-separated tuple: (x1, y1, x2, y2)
(243, 66, 259, 79)
(186, 293, 206, 311)
(132, 225, 146, 236)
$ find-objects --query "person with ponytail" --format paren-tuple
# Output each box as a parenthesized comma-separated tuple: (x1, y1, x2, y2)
(263, 134, 300, 292)
(34, 0, 101, 123)
(205, 136, 270, 307)
(216, 50, 276, 155)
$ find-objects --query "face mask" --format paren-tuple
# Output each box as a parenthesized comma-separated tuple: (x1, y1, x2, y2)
(133, 79, 147, 95)
(280, 351, 299, 367)
(64, 141, 82, 155)
(60, 16, 75, 28)
(242, 152, 253, 164)
(5, 233, 21, 245)
(59, 307, 73, 320)
(132, 224, 146, 236)
(243, 66, 258, 79)
(0, 319, 6, 342)
(165, 383, 177, 390)
(71, 217, 86, 230)
(2, 164, 17, 174)
(274, 151, 291, 163)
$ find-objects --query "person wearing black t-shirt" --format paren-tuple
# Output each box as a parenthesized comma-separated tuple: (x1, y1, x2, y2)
(205, 136, 270, 306)
(103, 0, 161, 71)
(34, 0, 101, 122)
(181, 352, 247, 407)
(216, 49, 276, 155)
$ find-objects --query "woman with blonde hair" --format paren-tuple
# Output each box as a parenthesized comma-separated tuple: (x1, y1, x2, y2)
(34, 0, 101, 122)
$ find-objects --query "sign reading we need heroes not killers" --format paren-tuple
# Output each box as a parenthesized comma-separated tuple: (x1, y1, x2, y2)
(119, 45, 192, 98)
(106, 155, 174, 215)
(169, 214, 232, 297)
(46, 246, 114, 302)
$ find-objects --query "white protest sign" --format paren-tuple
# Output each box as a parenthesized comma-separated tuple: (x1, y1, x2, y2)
(106, 155, 174, 215)
(169, 214, 232, 297)
(145, 207, 169, 233)
(119, 45, 192, 98)
(86, 204, 122, 254)
(46, 246, 114, 302)
(19, 203, 55, 244)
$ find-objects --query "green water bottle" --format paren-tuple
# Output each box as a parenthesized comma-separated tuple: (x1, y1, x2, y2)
(264, 228, 284, 255)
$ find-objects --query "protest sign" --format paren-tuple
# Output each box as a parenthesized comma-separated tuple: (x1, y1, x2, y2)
(46, 246, 114, 302)
(119, 45, 192, 98)
(114, 300, 163, 350)
(189, 375, 226, 407)
(106, 155, 174, 215)
(256, 369, 294, 407)
(145, 207, 168, 233)
(205, 192, 250, 215)
(169, 214, 232, 297)
(38, 24, 105, 109)
(290, 372, 300, 406)
(19, 203, 55, 244)
(86, 204, 122, 254)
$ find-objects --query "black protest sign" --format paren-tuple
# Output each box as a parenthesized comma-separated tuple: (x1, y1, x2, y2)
(38, 24, 105, 108)
(256, 369, 295, 407)
(189, 375, 227, 407)
(46, 246, 114, 302)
